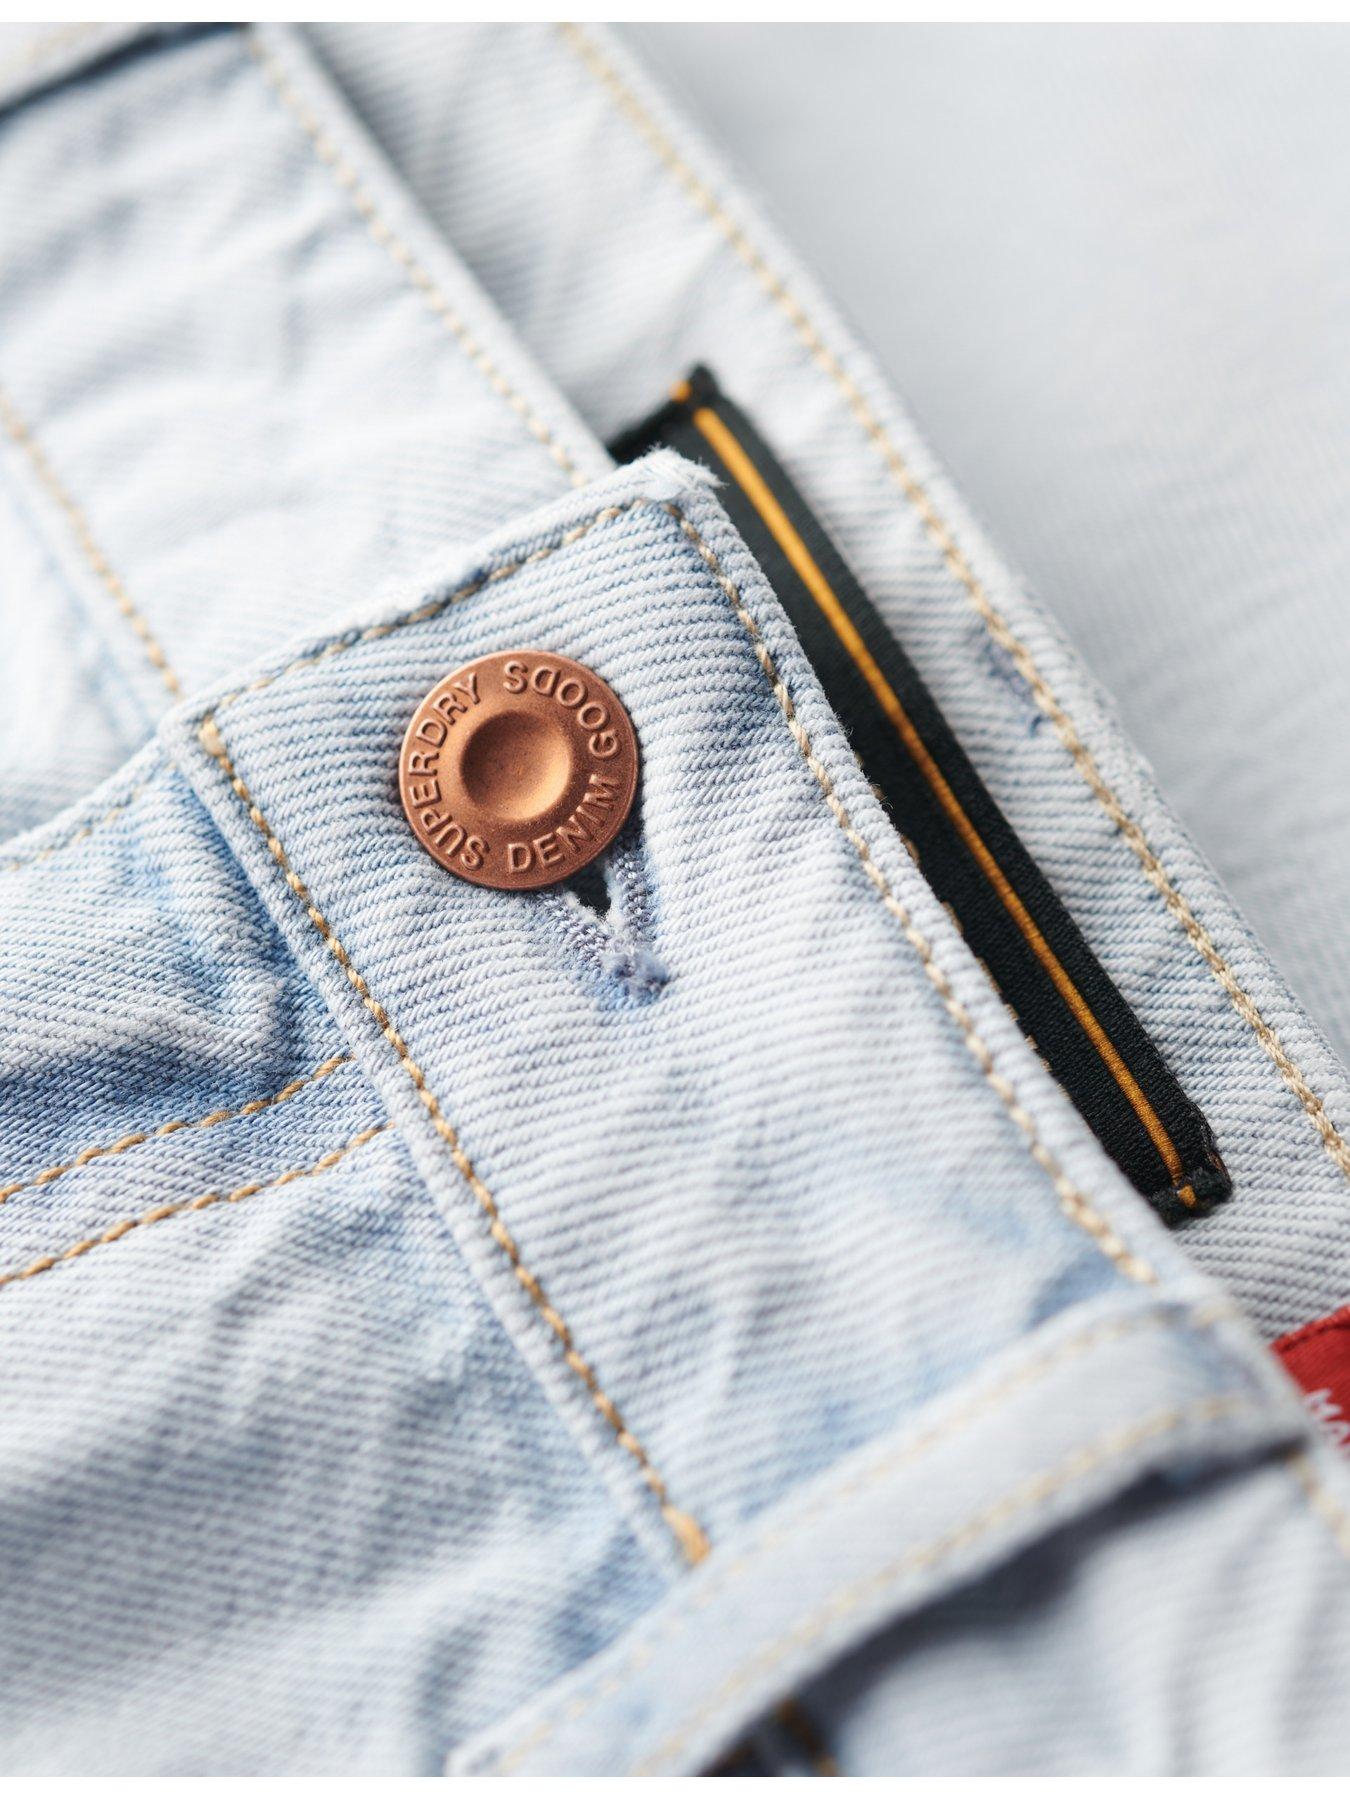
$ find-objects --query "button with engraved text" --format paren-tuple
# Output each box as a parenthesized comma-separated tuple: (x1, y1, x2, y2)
(398, 651, 639, 890)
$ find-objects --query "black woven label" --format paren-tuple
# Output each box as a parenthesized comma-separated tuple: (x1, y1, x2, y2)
(613, 367, 1229, 1221)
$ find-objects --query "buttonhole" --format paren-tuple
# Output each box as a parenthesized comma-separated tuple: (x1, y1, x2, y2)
(552, 835, 670, 1002)
(561, 859, 609, 919)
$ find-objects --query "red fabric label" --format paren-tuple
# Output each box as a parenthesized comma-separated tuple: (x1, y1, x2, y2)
(1273, 1305, 1350, 1452)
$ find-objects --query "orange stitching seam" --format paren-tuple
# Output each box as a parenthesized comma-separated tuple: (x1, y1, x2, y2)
(196, 705, 710, 1569)
(0, 27, 590, 718)
(1, 776, 152, 874)
(187, 493, 1163, 1559)
(663, 502, 1154, 1287)
(631, 1395, 1250, 1774)
(204, 492, 1152, 1289)
(1289, 1450, 1350, 1561)
(0, 387, 181, 698)
(210, 500, 642, 719)
(0, 1120, 393, 1290)
(0, 1052, 353, 1207)
(246, 30, 586, 493)
(0, 23, 99, 86)
(492, 1302, 1239, 1770)
(191, 489, 1155, 1569)
(685, 391, 1199, 1209)
(556, 22, 1350, 1188)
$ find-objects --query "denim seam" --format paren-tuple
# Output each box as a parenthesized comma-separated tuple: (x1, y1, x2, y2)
(199, 492, 1153, 1288)
(490, 1301, 1230, 1771)
(209, 500, 644, 720)
(0, 1120, 394, 1291)
(629, 1394, 1253, 1775)
(0, 775, 155, 874)
(195, 701, 713, 1570)
(663, 503, 1155, 1288)
(1289, 1450, 1350, 1562)
(186, 491, 1156, 1570)
(182, 492, 1350, 1717)
(555, 23, 1350, 1191)
(245, 28, 587, 493)
(0, 387, 182, 698)
(0, 1052, 354, 1207)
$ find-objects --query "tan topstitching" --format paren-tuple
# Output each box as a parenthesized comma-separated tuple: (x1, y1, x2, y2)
(498, 1297, 1350, 1767)
(196, 701, 710, 1569)
(0, 504, 647, 872)
(206, 493, 1153, 1288)
(210, 500, 642, 719)
(0, 1052, 353, 1207)
(1, 778, 152, 874)
(632, 1395, 1251, 1774)
(5, 27, 1340, 1642)
(0, 1120, 393, 1290)
(1290, 1449, 1350, 1560)
(556, 23, 1350, 1189)
(642, 1434, 1350, 1775)
(0, 23, 98, 86)
(662, 503, 1154, 1287)
(0, 26, 591, 744)
(494, 1303, 1222, 1770)
(0, 388, 181, 698)
(193, 494, 1160, 1569)
(246, 30, 586, 493)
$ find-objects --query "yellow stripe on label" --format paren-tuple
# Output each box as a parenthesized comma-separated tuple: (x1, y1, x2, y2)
(687, 397, 1196, 1208)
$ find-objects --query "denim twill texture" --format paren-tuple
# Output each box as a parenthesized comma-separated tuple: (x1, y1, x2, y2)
(0, 20, 1348, 1775)
(302, 21, 1350, 1342)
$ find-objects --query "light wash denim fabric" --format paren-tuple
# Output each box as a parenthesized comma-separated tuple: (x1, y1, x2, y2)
(302, 20, 1350, 1355)
(0, 21, 1349, 1775)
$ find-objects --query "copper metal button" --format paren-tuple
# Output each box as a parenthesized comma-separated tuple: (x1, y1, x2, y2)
(398, 651, 639, 890)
